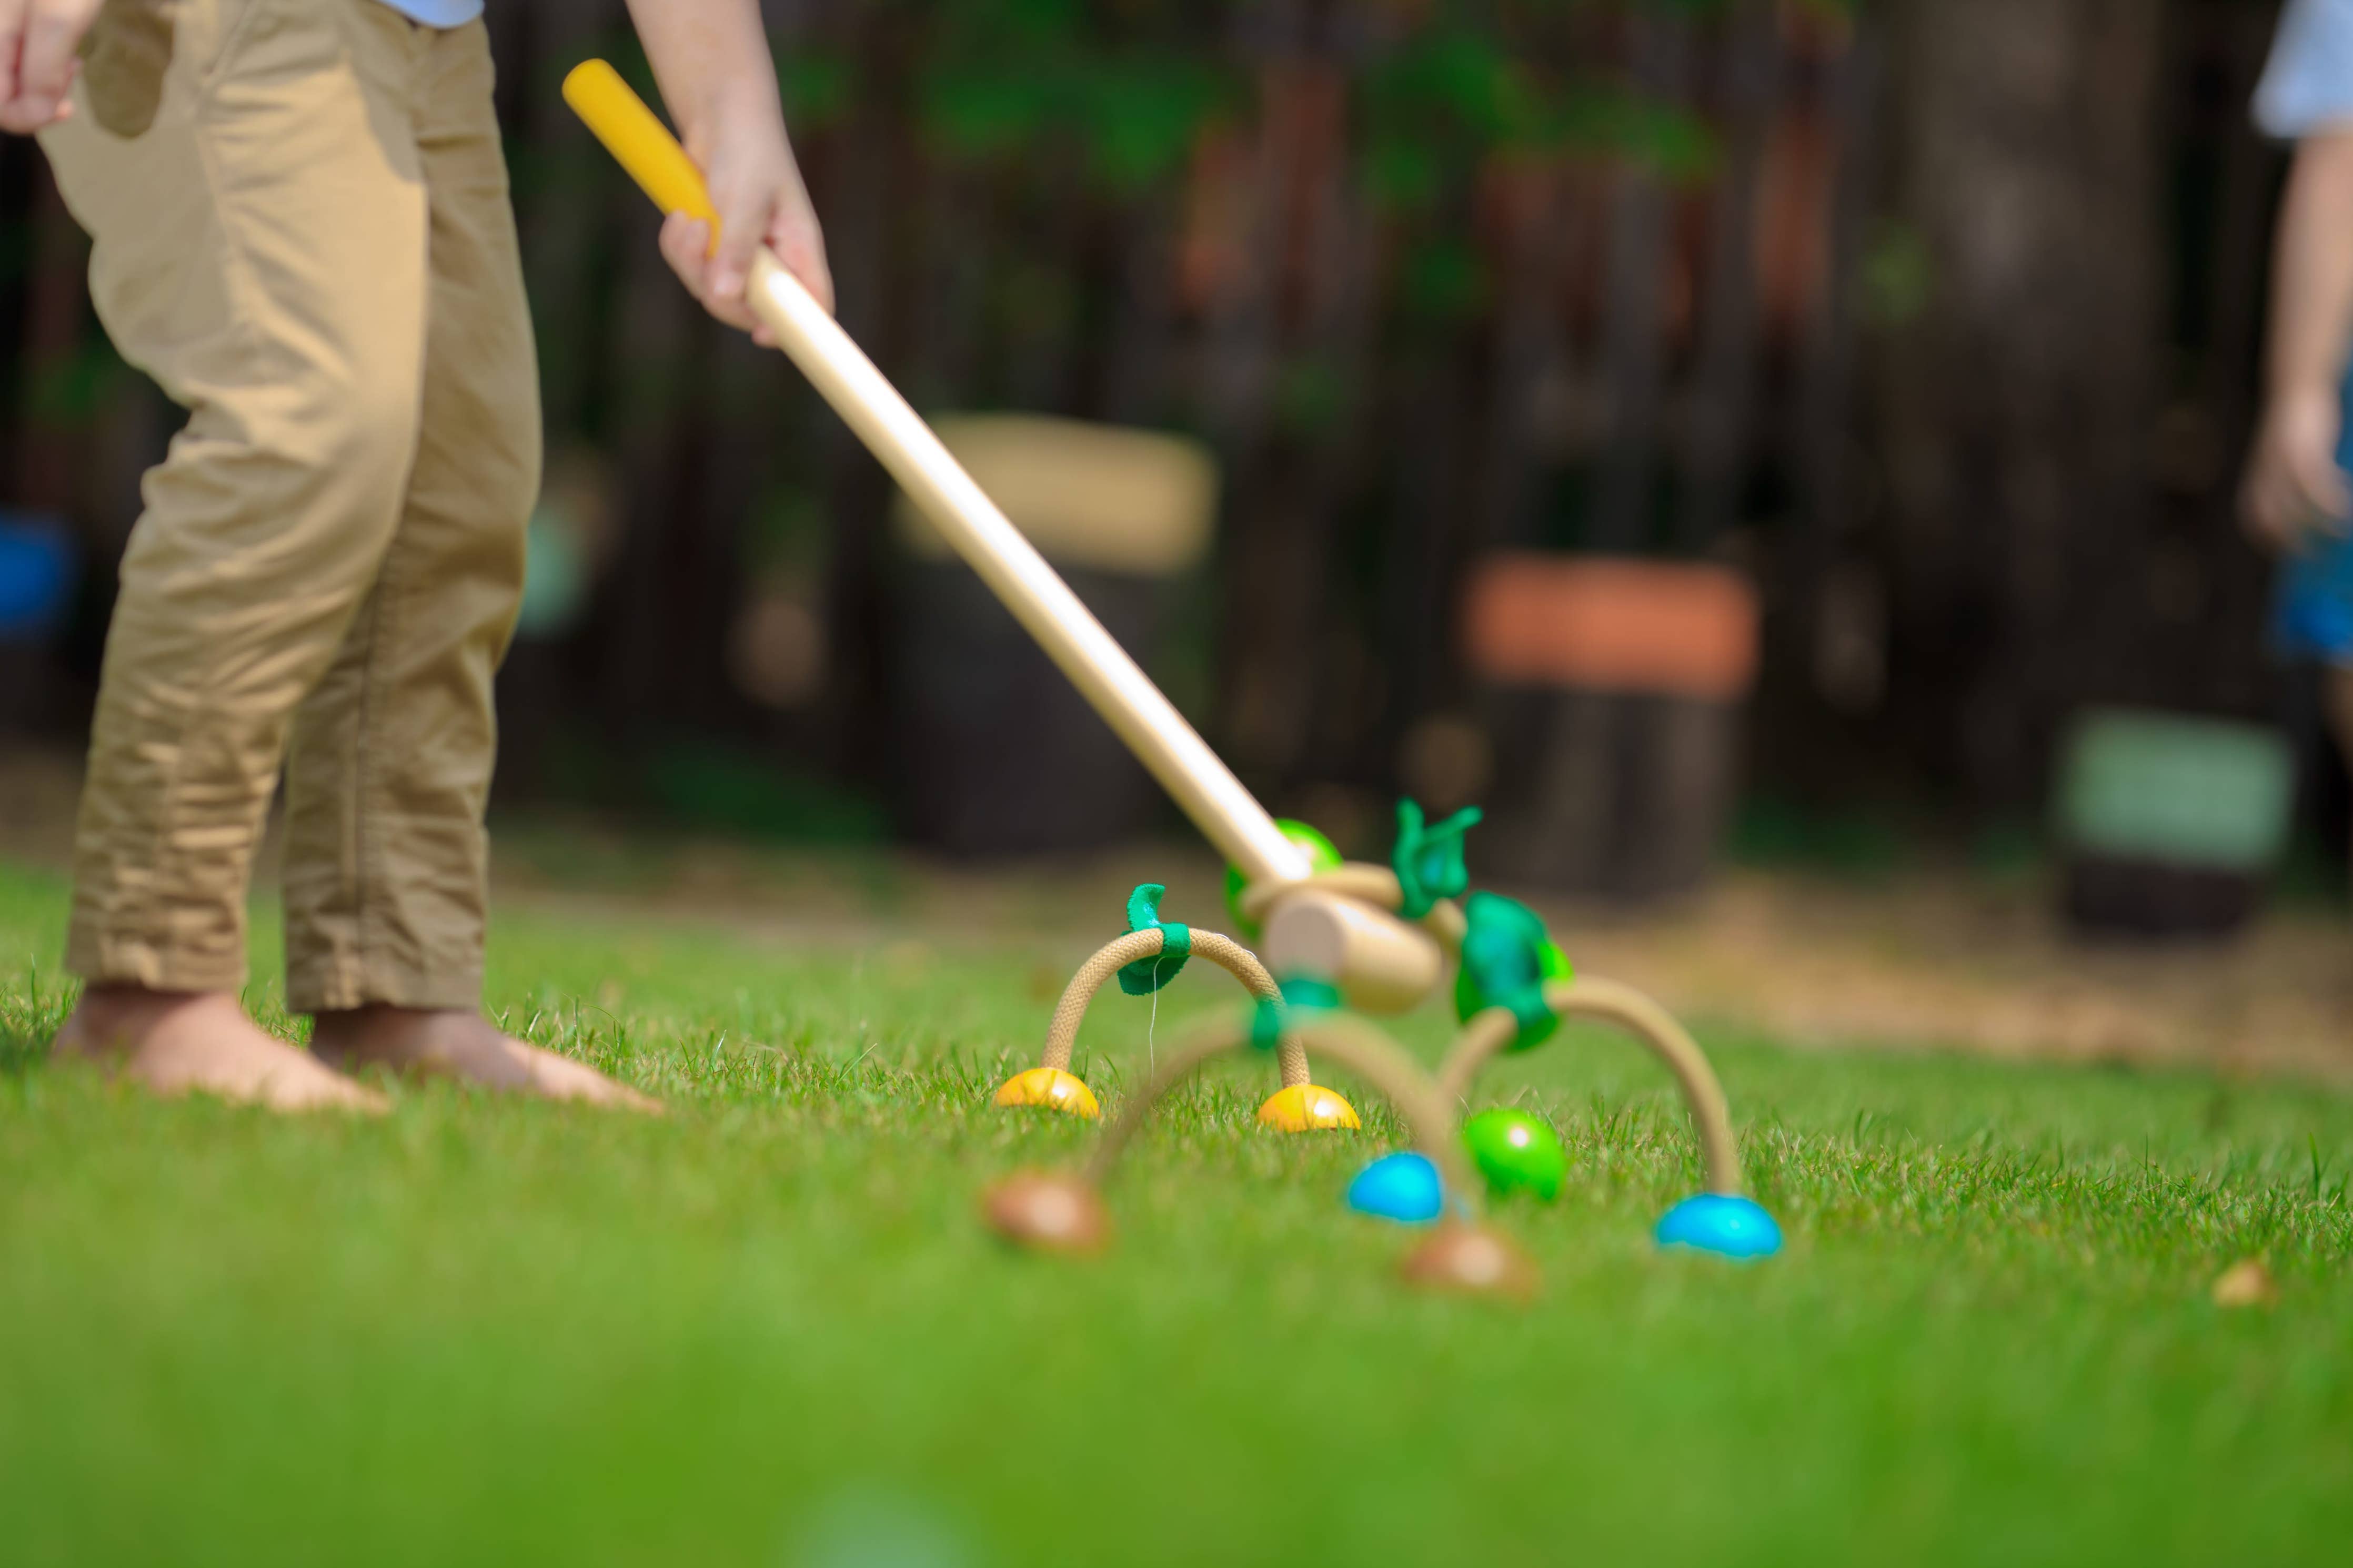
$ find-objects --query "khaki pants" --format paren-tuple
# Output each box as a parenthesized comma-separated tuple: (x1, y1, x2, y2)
(43, 0, 539, 1011)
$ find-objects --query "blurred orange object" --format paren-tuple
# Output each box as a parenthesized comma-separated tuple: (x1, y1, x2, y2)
(1462, 554, 1759, 702)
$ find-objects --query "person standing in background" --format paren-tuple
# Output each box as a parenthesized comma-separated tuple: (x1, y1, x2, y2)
(2245, 0, 2353, 885)
(0, 0, 831, 1108)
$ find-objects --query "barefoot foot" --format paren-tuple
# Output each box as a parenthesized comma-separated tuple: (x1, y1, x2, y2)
(309, 1007, 662, 1112)
(53, 988, 389, 1113)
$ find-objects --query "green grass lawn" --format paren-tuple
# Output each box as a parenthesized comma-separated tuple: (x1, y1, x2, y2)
(3, 855, 2350, 1566)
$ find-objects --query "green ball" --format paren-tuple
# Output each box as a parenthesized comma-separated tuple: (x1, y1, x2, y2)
(1453, 937, 1572, 1046)
(1224, 819, 1343, 938)
(1462, 1108, 1567, 1201)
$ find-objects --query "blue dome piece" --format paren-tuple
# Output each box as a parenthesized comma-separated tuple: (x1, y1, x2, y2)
(0, 513, 75, 642)
(1655, 1193, 1782, 1260)
(1346, 1151, 1445, 1225)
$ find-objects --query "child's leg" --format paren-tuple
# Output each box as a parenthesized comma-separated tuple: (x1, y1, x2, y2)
(279, 13, 535, 1023)
(42, 0, 448, 1110)
(281, 17, 651, 1109)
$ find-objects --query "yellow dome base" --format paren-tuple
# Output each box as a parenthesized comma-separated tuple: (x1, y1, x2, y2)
(1256, 1083, 1361, 1131)
(992, 1067, 1102, 1118)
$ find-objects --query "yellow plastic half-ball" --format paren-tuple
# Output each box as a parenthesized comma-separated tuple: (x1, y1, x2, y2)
(1256, 1083, 1361, 1131)
(992, 1067, 1102, 1119)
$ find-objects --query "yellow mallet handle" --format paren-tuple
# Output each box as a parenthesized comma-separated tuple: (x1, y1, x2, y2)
(561, 59, 1313, 891)
(562, 60, 719, 230)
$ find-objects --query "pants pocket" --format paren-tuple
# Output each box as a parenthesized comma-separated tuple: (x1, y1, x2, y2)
(79, 0, 178, 139)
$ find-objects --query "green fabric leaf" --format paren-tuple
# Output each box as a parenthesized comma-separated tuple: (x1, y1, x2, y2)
(1118, 883, 1192, 996)
(1393, 798, 1481, 919)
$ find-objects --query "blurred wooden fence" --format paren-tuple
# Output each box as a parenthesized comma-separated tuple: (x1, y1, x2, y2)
(0, 0, 2309, 851)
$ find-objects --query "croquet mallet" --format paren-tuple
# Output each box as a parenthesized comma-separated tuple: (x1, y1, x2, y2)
(564, 60, 1446, 1014)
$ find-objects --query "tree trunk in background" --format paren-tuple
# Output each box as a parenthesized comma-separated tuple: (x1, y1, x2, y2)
(1873, 0, 2164, 813)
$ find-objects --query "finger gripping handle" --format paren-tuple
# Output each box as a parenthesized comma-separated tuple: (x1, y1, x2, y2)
(562, 59, 719, 230)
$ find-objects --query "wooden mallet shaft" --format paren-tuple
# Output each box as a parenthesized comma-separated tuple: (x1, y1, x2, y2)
(562, 61, 1309, 889)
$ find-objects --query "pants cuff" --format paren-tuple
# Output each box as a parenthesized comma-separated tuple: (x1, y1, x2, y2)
(66, 924, 249, 995)
(285, 958, 484, 1015)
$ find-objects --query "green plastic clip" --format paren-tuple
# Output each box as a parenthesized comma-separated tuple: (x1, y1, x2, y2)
(1279, 974, 1342, 1011)
(1117, 883, 1192, 996)
(1394, 798, 1481, 919)
(1453, 890, 1571, 1050)
(1250, 996, 1284, 1052)
(1252, 973, 1340, 1051)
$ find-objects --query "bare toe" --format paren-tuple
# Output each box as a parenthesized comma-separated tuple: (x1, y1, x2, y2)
(312, 1007, 661, 1112)
(255, 1057, 391, 1114)
(519, 1045, 665, 1112)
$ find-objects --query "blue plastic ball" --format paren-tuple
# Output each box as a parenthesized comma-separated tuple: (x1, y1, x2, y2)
(1654, 1193, 1782, 1259)
(1346, 1151, 1444, 1225)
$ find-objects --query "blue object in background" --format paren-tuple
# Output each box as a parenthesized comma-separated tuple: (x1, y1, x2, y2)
(0, 512, 76, 642)
(1655, 1193, 1783, 1260)
(2268, 361, 2353, 663)
(1346, 1151, 1444, 1225)
(2273, 525, 2353, 662)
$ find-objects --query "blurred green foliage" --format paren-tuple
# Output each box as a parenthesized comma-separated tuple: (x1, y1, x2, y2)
(917, 14, 1233, 194)
(778, 53, 856, 131)
(768, 0, 1721, 201)
(1862, 218, 1934, 327)
(24, 340, 130, 428)
(16, 0, 1742, 440)
(645, 740, 892, 843)
(1728, 794, 1913, 881)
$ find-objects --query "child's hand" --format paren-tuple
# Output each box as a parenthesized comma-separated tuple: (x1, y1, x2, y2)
(2243, 382, 2352, 551)
(0, 0, 102, 133)
(656, 95, 832, 347)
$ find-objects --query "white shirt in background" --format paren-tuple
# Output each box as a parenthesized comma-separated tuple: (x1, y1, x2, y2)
(2257, 0, 2353, 138)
